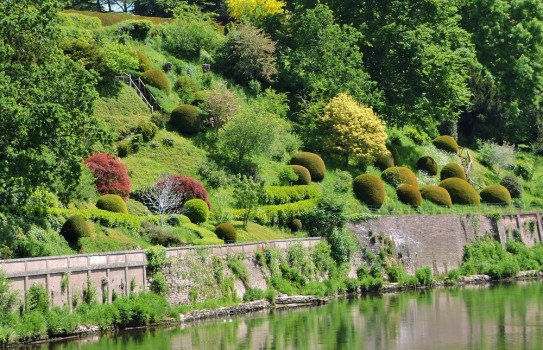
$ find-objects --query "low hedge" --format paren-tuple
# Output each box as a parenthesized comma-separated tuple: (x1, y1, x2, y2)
(60, 215, 92, 245)
(480, 184, 511, 205)
(419, 185, 452, 207)
(353, 174, 385, 208)
(264, 185, 319, 205)
(433, 135, 459, 154)
(439, 178, 480, 205)
(96, 194, 128, 214)
(231, 199, 318, 226)
(289, 165, 311, 185)
(215, 223, 237, 242)
(47, 208, 155, 231)
(183, 198, 209, 224)
(290, 152, 326, 181)
(416, 156, 438, 176)
(396, 184, 423, 207)
(440, 163, 466, 181)
(140, 69, 169, 91)
(381, 167, 418, 187)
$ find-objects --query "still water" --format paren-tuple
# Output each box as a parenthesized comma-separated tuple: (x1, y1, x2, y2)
(36, 282, 543, 350)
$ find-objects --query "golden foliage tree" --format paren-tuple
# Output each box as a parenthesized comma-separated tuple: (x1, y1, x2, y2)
(319, 93, 388, 164)
(226, 0, 284, 22)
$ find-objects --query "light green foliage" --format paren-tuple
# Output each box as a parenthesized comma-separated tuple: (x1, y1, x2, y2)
(277, 166, 299, 186)
(264, 185, 319, 205)
(146, 245, 167, 275)
(183, 199, 209, 224)
(0, 273, 18, 317)
(26, 284, 50, 313)
(460, 239, 520, 279)
(231, 199, 318, 226)
(27, 188, 59, 208)
(96, 194, 128, 214)
(226, 254, 250, 285)
(232, 175, 265, 226)
(414, 267, 433, 286)
(327, 228, 357, 265)
(477, 140, 515, 174)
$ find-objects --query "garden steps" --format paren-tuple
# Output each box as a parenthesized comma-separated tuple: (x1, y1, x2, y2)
(114, 74, 163, 114)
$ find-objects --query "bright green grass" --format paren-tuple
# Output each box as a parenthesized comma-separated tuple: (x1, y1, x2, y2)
(79, 224, 150, 253)
(234, 222, 297, 242)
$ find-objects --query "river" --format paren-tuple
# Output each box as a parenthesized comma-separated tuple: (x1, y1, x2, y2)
(33, 281, 543, 349)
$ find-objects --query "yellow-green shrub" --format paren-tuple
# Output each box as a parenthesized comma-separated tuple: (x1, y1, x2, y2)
(60, 215, 92, 245)
(96, 194, 128, 214)
(439, 178, 480, 205)
(381, 166, 418, 187)
(140, 69, 169, 91)
(353, 174, 385, 208)
(231, 199, 317, 225)
(183, 198, 209, 223)
(396, 184, 422, 207)
(289, 165, 311, 185)
(416, 156, 437, 176)
(215, 223, 237, 242)
(420, 185, 452, 207)
(264, 185, 319, 205)
(440, 162, 466, 181)
(290, 152, 326, 181)
(433, 135, 459, 154)
(136, 51, 152, 71)
(480, 184, 511, 205)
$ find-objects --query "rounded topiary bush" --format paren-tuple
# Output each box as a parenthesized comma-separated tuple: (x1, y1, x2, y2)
(433, 135, 459, 154)
(170, 104, 200, 134)
(215, 223, 237, 242)
(416, 156, 438, 176)
(420, 185, 452, 207)
(290, 152, 326, 181)
(140, 69, 170, 91)
(60, 215, 92, 245)
(381, 166, 418, 187)
(96, 194, 128, 213)
(480, 184, 512, 205)
(374, 154, 395, 171)
(353, 174, 385, 209)
(289, 165, 311, 185)
(439, 178, 480, 205)
(440, 162, 466, 181)
(183, 198, 209, 224)
(135, 120, 158, 142)
(396, 184, 423, 207)
(500, 175, 522, 199)
(288, 219, 302, 232)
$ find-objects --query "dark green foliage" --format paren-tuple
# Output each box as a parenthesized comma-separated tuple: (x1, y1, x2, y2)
(136, 51, 152, 72)
(175, 76, 198, 103)
(328, 228, 357, 265)
(215, 223, 237, 242)
(514, 159, 534, 180)
(289, 165, 311, 185)
(415, 267, 433, 286)
(288, 219, 302, 232)
(396, 184, 423, 207)
(381, 167, 418, 187)
(500, 176, 522, 199)
(433, 135, 459, 154)
(439, 178, 480, 205)
(440, 163, 466, 181)
(140, 69, 169, 91)
(374, 154, 394, 171)
(26, 284, 50, 313)
(150, 272, 167, 296)
(388, 145, 400, 166)
(290, 152, 326, 181)
(480, 184, 511, 205)
(170, 104, 200, 134)
(134, 121, 158, 142)
(182, 198, 209, 224)
(461, 239, 519, 279)
(96, 194, 128, 214)
(420, 185, 452, 207)
(114, 20, 152, 41)
(60, 215, 92, 245)
(416, 156, 438, 176)
(353, 174, 385, 208)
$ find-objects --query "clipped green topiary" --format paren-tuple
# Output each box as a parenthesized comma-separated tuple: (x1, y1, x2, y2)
(60, 215, 92, 245)
(353, 174, 385, 208)
(416, 156, 438, 176)
(374, 154, 394, 171)
(183, 198, 209, 224)
(290, 152, 326, 181)
(396, 184, 423, 207)
(433, 135, 459, 154)
(288, 219, 302, 232)
(480, 184, 511, 205)
(215, 223, 237, 242)
(500, 175, 522, 199)
(136, 51, 152, 72)
(96, 194, 128, 213)
(170, 104, 200, 134)
(440, 162, 466, 181)
(381, 166, 418, 187)
(289, 165, 311, 185)
(420, 185, 452, 207)
(135, 120, 158, 142)
(439, 178, 480, 205)
(140, 69, 169, 91)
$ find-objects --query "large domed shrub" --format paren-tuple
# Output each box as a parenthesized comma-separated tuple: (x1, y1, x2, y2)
(439, 178, 480, 205)
(396, 184, 423, 207)
(381, 167, 418, 187)
(480, 184, 511, 205)
(420, 185, 452, 207)
(140, 69, 170, 91)
(60, 215, 92, 245)
(433, 135, 459, 154)
(353, 174, 385, 208)
(289, 165, 311, 185)
(374, 154, 394, 171)
(215, 223, 237, 242)
(96, 194, 128, 213)
(290, 152, 326, 181)
(440, 163, 466, 181)
(500, 176, 522, 199)
(170, 104, 200, 134)
(416, 156, 438, 176)
(183, 198, 209, 223)
(84, 153, 132, 199)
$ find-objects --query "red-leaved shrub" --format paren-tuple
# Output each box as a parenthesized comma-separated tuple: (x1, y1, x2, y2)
(83, 153, 132, 199)
(156, 174, 210, 209)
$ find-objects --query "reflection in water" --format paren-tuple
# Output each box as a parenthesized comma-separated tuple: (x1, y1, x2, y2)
(40, 282, 543, 350)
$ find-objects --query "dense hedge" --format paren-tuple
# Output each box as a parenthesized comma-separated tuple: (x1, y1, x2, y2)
(440, 163, 466, 181)
(500, 176, 522, 199)
(183, 198, 209, 223)
(480, 184, 512, 205)
(396, 184, 423, 207)
(290, 152, 326, 181)
(264, 185, 319, 205)
(48, 208, 156, 231)
(439, 178, 480, 205)
(433, 135, 459, 154)
(353, 174, 385, 208)
(136, 51, 152, 71)
(419, 185, 452, 207)
(381, 167, 418, 187)
(140, 69, 169, 91)
(170, 104, 200, 134)
(374, 154, 394, 171)
(289, 165, 311, 185)
(60, 215, 92, 245)
(231, 199, 318, 225)
(215, 223, 237, 242)
(96, 194, 128, 214)
(416, 156, 438, 176)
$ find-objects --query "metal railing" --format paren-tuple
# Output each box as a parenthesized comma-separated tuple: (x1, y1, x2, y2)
(115, 74, 162, 114)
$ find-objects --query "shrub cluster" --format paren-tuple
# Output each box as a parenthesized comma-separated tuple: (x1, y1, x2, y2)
(140, 69, 169, 91)
(96, 194, 129, 214)
(381, 167, 418, 187)
(231, 199, 318, 226)
(500, 175, 522, 199)
(439, 178, 480, 205)
(60, 215, 92, 245)
(396, 184, 423, 207)
(374, 154, 394, 171)
(156, 174, 210, 209)
(175, 76, 199, 103)
(353, 174, 385, 208)
(264, 185, 319, 205)
(440, 162, 466, 181)
(183, 198, 209, 223)
(416, 156, 437, 176)
(134, 121, 158, 142)
(290, 152, 326, 181)
(136, 51, 152, 71)
(432, 135, 459, 154)
(215, 223, 237, 242)
(170, 104, 200, 134)
(288, 165, 311, 185)
(83, 153, 132, 199)
(419, 185, 452, 207)
(480, 184, 511, 205)
(114, 20, 152, 41)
